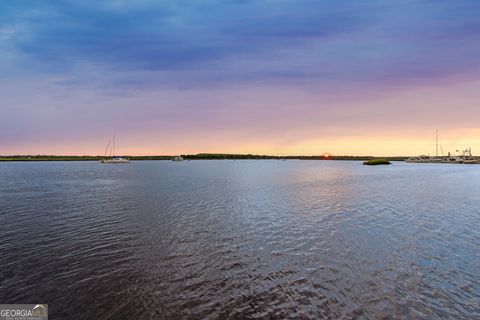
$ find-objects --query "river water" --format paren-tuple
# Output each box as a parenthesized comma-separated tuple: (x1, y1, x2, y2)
(1, 160, 479, 319)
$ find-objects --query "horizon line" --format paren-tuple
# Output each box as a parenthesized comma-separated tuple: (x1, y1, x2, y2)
(1, 153, 413, 158)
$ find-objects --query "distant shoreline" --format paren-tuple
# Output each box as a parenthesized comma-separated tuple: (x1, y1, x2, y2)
(0, 154, 407, 162)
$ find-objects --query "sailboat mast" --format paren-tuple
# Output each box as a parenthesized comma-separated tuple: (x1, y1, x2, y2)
(113, 134, 116, 157)
(104, 139, 111, 157)
(436, 129, 438, 158)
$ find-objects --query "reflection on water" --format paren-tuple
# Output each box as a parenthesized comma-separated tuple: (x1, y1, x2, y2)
(1, 160, 479, 319)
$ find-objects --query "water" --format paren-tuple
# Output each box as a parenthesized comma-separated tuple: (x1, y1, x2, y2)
(1, 160, 479, 319)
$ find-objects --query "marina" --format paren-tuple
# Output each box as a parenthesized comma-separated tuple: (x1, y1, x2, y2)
(406, 131, 480, 164)
(406, 148, 480, 164)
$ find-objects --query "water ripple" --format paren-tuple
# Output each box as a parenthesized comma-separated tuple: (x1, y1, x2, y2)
(1, 161, 479, 319)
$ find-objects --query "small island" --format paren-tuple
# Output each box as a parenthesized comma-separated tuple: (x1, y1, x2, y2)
(363, 159, 392, 166)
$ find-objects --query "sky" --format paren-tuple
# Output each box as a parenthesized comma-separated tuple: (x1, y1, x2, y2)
(1, 0, 480, 156)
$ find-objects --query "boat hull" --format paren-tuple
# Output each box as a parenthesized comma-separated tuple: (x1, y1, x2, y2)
(100, 159, 130, 163)
(463, 160, 480, 164)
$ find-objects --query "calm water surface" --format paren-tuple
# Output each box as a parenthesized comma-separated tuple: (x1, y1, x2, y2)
(1, 160, 479, 319)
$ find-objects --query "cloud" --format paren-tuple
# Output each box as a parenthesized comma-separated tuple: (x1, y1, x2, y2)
(1, 0, 477, 91)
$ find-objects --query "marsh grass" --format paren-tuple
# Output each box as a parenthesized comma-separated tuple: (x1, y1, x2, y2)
(363, 159, 392, 165)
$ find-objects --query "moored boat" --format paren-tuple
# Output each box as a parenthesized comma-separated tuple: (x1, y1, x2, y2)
(101, 157, 129, 163)
(100, 135, 130, 164)
(463, 159, 480, 164)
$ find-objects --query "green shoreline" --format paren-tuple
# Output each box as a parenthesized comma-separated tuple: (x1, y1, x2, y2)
(0, 154, 407, 162)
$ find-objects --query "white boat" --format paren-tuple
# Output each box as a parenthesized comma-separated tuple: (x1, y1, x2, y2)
(100, 157, 129, 163)
(172, 156, 184, 161)
(100, 135, 130, 163)
(405, 155, 431, 163)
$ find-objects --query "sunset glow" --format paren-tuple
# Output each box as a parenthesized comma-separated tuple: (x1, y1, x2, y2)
(1, 1, 479, 156)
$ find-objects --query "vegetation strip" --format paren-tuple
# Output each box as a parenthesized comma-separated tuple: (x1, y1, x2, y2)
(1, 154, 406, 162)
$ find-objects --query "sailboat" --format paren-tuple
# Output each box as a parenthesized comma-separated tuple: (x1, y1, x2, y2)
(100, 135, 130, 163)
